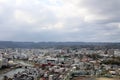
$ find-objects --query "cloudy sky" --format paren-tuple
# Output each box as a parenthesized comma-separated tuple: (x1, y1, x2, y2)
(0, 0, 120, 42)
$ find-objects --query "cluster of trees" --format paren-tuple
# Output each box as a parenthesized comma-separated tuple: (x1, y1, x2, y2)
(87, 54, 103, 60)
(102, 57, 120, 65)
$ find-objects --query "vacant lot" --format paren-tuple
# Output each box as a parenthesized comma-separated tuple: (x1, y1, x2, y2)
(96, 77, 120, 80)
(73, 77, 119, 80)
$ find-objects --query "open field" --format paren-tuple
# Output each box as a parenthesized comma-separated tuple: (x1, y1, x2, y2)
(73, 77, 120, 80)
(96, 77, 120, 80)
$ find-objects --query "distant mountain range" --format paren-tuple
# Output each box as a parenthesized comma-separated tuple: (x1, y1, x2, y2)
(0, 41, 120, 49)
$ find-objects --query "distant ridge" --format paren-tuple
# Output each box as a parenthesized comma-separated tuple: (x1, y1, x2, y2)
(0, 41, 120, 49)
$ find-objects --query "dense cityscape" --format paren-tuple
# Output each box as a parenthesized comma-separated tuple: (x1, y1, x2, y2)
(0, 0, 120, 80)
(0, 43, 120, 80)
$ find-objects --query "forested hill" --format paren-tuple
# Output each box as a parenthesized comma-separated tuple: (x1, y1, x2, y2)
(0, 41, 120, 49)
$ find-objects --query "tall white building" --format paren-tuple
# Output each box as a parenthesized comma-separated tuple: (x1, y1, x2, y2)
(0, 53, 2, 68)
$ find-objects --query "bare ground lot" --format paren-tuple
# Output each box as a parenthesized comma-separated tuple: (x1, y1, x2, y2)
(72, 77, 120, 80)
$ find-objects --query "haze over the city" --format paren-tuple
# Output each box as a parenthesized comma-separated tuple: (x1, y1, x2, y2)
(0, 0, 120, 42)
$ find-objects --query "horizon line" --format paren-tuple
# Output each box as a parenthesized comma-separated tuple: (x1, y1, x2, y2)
(0, 40, 120, 43)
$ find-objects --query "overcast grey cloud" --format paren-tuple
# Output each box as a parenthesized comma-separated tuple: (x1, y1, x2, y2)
(0, 0, 120, 42)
